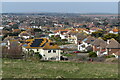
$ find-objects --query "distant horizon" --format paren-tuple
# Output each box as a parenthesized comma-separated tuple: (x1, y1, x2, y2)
(2, 2, 118, 13)
(1, 12, 118, 14)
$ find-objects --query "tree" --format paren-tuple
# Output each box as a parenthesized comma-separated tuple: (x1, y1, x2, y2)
(29, 50, 34, 56)
(88, 51, 97, 57)
(91, 31, 103, 38)
(103, 22, 108, 26)
(102, 33, 117, 41)
(115, 33, 120, 43)
(34, 52, 42, 59)
(11, 24, 19, 29)
(82, 25, 87, 28)
(34, 28, 42, 32)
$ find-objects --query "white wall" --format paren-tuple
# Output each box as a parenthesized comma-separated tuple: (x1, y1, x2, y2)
(22, 47, 61, 60)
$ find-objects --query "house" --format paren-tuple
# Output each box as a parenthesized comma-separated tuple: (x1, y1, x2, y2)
(18, 31, 32, 39)
(91, 38, 120, 57)
(78, 36, 95, 52)
(89, 27, 102, 34)
(51, 29, 70, 39)
(3, 36, 24, 43)
(2, 39, 22, 58)
(88, 22, 96, 28)
(91, 37, 107, 56)
(109, 28, 119, 34)
(106, 38, 120, 55)
(67, 31, 87, 44)
(12, 29, 21, 33)
(112, 50, 120, 58)
(22, 38, 61, 60)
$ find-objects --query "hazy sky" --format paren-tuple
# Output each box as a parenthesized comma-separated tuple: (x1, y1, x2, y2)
(2, 2, 118, 13)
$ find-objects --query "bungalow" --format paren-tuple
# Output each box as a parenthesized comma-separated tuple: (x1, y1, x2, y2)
(67, 31, 87, 44)
(112, 50, 120, 58)
(51, 29, 70, 39)
(78, 36, 95, 52)
(22, 38, 61, 60)
(2, 39, 22, 58)
(91, 38, 120, 57)
(109, 28, 119, 34)
(106, 38, 120, 55)
(89, 27, 102, 34)
(18, 31, 32, 39)
(91, 37, 107, 56)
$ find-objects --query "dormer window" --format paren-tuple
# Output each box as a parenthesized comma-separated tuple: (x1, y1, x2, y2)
(53, 50, 56, 53)
(48, 50, 51, 53)
(37, 49, 39, 51)
(50, 43, 54, 46)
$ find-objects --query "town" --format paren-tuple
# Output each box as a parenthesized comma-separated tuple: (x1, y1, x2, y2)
(1, 13, 119, 78)
(1, 13, 119, 61)
(1, 1, 120, 79)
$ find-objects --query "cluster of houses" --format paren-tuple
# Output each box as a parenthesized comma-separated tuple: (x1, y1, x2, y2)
(1, 14, 119, 61)
(1, 26, 120, 60)
(78, 37, 120, 58)
(1, 36, 62, 60)
(49, 28, 120, 58)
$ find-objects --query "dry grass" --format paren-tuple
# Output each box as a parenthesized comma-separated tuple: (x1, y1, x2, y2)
(2, 58, 118, 78)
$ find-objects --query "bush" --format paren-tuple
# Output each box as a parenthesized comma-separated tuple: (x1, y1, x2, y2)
(88, 51, 97, 57)
(34, 52, 42, 59)
(105, 55, 115, 58)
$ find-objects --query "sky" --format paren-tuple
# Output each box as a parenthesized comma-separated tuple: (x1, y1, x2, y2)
(2, 2, 118, 13)
(1, 0, 120, 2)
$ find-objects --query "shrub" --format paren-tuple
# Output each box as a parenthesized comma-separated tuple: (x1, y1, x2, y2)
(88, 51, 97, 57)
(29, 50, 34, 55)
(105, 55, 115, 58)
(34, 52, 42, 59)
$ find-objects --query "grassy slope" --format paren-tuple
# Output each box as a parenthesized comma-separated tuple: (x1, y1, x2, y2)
(2, 58, 118, 78)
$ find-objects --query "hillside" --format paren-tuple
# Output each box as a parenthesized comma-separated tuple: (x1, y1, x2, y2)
(2, 58, 118, 78)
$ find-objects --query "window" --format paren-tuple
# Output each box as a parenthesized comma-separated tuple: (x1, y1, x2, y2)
(81, 45, 85, 48)
(109, 49, 111, 51)
(48, 50, 51, 53)
(53, 50, 56, 53)
(37, 49, 39, 51)
(50, 43, 54, 46)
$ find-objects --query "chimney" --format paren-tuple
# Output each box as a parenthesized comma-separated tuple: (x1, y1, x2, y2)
(7, 40, 10, 49)
(107, 40, 110, 44)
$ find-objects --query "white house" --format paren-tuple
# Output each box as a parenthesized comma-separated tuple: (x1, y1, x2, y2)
(109, 30, 118, 34)
(78, 36, 95, 52)
(22, 38, 61, 60)
(67, 31, 87, 44)
(18, 31, 32, 39)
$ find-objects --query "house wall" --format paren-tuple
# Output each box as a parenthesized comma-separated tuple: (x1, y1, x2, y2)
(93, 46, 100, 52)
(109, 31, 118, 34)
(40, 49, 61, 60)
(68, 35, 77, 44)
(107, 48, 120, 55)
(22, 47, 61, 60)
(78, 42, 90, 51)
(60, 34, 66, 39)
(112, 53, 118, 58)
(18, 35, 30, 39)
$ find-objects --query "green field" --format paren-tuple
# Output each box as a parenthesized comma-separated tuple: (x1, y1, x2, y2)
(2, 58, 118, 78)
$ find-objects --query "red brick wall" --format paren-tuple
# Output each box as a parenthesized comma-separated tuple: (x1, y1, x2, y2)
(107, 49, 120, 55)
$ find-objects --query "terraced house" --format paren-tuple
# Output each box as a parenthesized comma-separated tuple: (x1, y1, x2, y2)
(22, 38, 61, 60)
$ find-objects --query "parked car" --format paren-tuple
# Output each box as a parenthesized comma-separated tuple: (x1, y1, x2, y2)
(73, 51, 81, 53)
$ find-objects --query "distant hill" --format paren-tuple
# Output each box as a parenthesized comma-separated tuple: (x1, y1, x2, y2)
(1, 12, 118, 17)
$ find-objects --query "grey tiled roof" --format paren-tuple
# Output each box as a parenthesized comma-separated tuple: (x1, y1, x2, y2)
(83, 36, 96, 44)
(91, 38, 106, 47)
(106, 39, 120, 49)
